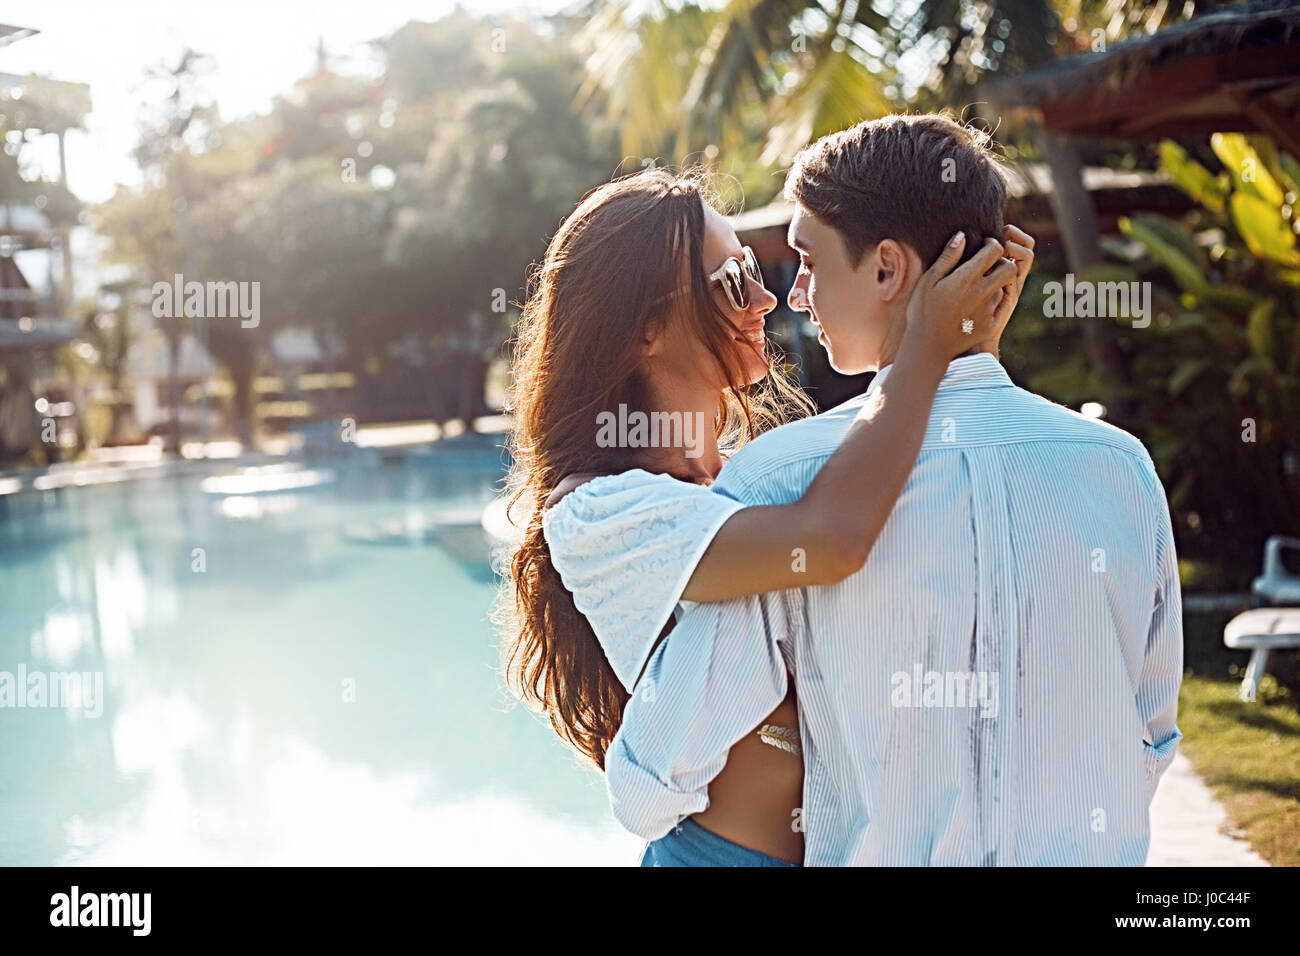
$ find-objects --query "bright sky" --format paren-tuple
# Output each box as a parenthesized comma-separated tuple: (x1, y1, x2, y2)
(1, 0, 571, 203)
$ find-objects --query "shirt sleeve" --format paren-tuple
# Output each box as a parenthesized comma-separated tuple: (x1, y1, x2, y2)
(1136, 457, 1184, 801)
(604, 590, 797, 840)
(540, 468, 746, 693)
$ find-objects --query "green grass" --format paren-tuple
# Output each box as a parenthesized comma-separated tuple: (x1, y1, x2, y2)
(1176, 675, 1300, 866)
(1178, 611, 1300, 867)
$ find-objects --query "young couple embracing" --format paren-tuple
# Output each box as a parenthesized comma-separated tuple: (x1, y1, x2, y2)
(500, 113, 1182, 867)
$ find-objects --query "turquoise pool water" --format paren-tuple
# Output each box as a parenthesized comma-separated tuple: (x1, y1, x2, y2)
(0, 443, 641, 865)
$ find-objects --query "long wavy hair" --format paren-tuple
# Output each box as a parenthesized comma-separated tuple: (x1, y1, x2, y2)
(497, 167, 813, 769)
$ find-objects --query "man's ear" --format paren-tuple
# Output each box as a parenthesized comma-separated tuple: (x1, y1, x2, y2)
(874, 239, 912, 303)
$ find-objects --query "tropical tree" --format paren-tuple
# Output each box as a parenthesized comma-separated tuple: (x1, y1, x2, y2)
(379, 16, 620, 426)
(572, 0, 1249, 202)
(122, 48, 220, 449)
(574, 0, 897, 200)
(1007, 133, 1300, 571)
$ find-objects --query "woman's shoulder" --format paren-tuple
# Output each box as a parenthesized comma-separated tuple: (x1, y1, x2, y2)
(537, 466, 747, 694)
(543, 472, 607, 510)
(540, 466, 739, 557)
(543, 467, 706, 515)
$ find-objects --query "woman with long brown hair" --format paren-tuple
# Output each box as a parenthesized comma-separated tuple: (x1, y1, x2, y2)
(499, 166, 1030, 865)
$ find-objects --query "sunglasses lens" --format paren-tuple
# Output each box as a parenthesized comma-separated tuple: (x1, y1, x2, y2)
(744, 248, 763, 286)
(724, 260, 747, 309)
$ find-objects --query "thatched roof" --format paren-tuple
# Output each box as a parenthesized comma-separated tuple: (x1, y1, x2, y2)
(991, 0, 1300, 151)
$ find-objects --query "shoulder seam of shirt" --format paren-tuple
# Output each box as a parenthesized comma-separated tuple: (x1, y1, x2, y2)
(724, 432, 1156, 489)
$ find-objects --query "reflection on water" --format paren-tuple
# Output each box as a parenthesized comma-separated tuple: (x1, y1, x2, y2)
(0, 444, 640, 865)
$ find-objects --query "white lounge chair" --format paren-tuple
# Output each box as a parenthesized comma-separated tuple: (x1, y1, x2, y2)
(1224, 536, 1300, 701)
(1252, 536, 1300, 604)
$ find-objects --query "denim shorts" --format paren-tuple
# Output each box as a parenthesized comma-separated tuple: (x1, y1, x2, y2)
(638, 818, 800, 867)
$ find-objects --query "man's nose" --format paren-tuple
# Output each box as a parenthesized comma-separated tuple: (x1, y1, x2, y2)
(788, 275, 810, 312)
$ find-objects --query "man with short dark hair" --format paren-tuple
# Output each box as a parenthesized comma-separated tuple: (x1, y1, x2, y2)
(783, 113, 1009, 372)
(605, 113, 1184, 865)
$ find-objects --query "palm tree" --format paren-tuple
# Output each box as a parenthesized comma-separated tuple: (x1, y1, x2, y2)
(573, 0, 1242, 182)
(573, 0, 897, 193)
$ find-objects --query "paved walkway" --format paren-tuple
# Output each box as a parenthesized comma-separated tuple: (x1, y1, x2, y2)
(1147, 752, 1270, 866)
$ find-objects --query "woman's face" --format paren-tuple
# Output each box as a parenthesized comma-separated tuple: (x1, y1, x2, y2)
(654, 205, 776, 395)
(703, 206, 777, 387)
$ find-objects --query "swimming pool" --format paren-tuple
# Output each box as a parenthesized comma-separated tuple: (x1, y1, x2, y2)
(0, 442, 641, 865)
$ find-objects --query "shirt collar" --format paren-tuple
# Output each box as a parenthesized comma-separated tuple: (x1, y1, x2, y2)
(869, 351, 1011, 397)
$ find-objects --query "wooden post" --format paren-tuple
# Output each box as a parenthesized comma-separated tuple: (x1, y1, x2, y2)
(1040, 130, 1102, 270)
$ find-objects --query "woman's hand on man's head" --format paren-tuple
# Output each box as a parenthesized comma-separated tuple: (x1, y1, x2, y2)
(978, 224, 1035, 360)
(901, 231, 1018, 368)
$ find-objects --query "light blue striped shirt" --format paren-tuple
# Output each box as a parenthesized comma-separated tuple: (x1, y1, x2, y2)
(604, 352, 1184, 866)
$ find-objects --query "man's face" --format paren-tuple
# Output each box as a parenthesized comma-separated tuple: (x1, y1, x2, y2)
(786, 206, 913, 375)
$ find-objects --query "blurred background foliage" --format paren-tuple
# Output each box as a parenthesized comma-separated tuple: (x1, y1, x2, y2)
(1006, 132, 1299, 577)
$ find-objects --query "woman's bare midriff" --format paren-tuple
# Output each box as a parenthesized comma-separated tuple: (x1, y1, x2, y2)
(689, 688, 803, 864)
